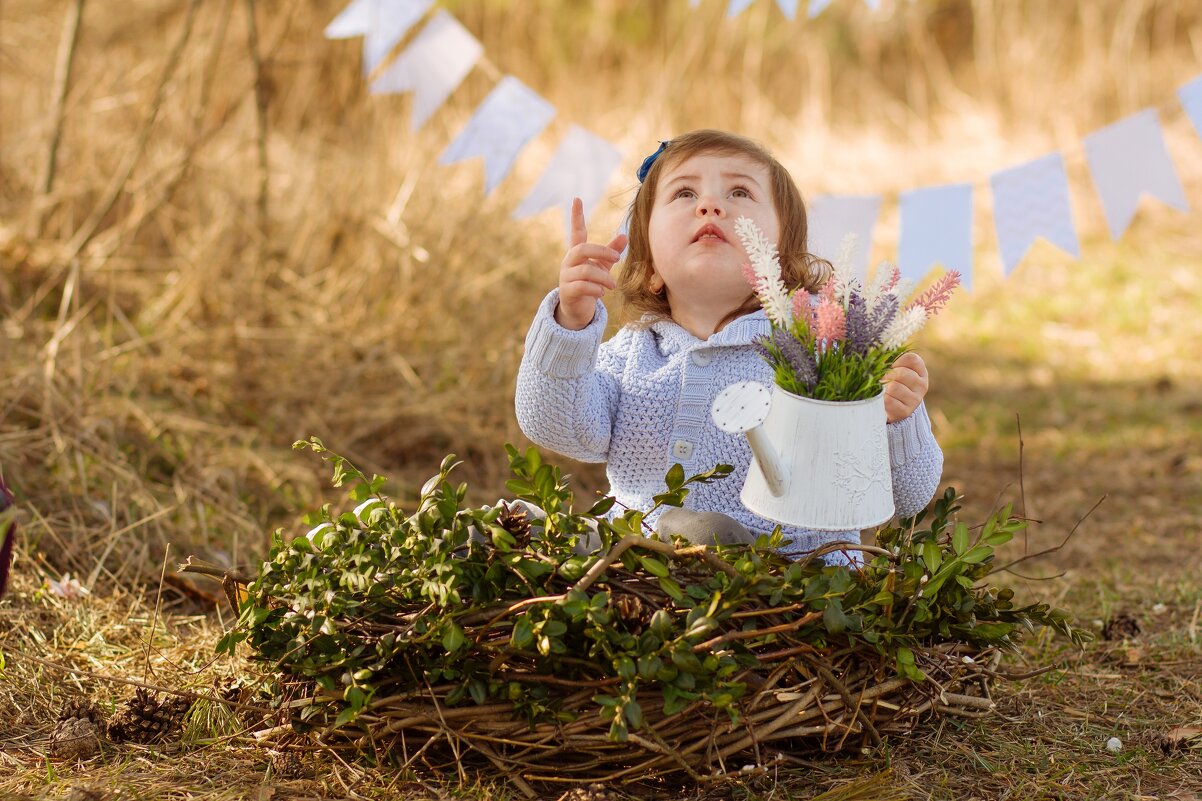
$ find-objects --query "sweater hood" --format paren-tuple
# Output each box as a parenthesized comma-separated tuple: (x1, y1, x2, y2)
(649, 310, 770, 356)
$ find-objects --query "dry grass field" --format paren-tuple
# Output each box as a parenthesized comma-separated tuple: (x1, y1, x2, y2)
(2, 0, 1201, 798)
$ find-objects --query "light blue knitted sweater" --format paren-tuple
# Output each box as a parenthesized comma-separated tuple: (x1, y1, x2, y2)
(515, 290, 944, 554)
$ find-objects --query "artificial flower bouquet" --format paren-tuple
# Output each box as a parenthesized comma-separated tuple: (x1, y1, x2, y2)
(736, 217, 960, 402)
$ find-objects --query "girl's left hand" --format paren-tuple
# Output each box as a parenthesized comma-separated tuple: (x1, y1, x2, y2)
(882, 352, 929, 423)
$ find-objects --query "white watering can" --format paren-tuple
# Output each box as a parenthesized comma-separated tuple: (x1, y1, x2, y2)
(711, 381, 894, 531)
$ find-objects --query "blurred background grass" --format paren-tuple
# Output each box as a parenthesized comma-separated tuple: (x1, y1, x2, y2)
(0, 0, 1199, 588)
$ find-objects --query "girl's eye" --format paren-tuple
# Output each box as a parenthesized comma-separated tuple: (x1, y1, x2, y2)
(731, 186, 752, 199)
(673, 187, 696, 199)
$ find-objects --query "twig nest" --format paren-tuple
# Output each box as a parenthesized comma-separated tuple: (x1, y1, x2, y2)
(220, 445, 1089, 795)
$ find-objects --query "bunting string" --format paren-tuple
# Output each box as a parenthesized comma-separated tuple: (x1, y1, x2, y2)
(324, 0, 1202, 286)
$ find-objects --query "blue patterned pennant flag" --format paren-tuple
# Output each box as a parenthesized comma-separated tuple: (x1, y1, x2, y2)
(898, 183, 973, 287)
(440, 77, 556, 195)
(807, 194, 882, 283)
(990, 153, 1080, 277)
(369, 11, 483, 131)
(1083, 109, 1188, 240)
(513, 125, 623, 242)
(324, 0, 434, 77)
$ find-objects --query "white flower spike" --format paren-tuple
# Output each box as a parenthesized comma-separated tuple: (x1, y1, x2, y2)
(735, 216, 792, 327)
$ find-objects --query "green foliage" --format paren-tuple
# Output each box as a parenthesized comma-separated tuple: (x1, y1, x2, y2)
(763, 317, 907, 402)
(219, 444, 1089, 742)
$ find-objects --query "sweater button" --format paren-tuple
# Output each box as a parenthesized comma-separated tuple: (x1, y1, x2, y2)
(672, 440, 694, 460)
(691, 350, 712, 367)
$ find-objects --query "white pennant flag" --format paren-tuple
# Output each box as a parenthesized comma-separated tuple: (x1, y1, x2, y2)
(324, 0, 373, 38)
(440, 76, 556, 195)
(324, 0, 434, 77)
(1083, 109, 1188, 240)
(727, 0, 756, 17)
(897, 183, 973, 286)
(775, 0, 799, 19)
(369, 11, 483, 131)
(513, 125, 623, 241)
(807, 194, 881, 283)
(1179, 74, 1202, 140)
(990, 153, 1080, 277)
(809, 0, 832, 17)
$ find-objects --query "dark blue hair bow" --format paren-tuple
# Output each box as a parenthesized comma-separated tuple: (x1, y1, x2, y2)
(636, 140, 670, 183)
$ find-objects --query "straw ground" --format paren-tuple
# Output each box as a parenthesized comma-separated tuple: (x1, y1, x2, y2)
(2, 0, 1201, 797)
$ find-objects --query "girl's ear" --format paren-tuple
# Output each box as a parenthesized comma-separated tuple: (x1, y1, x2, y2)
(648, 274, 664, 293)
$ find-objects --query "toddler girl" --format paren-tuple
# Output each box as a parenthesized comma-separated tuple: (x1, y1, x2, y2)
(515, 130, 942, 558)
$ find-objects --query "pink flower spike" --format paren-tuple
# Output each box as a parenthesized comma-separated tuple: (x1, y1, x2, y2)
(814, 297, 846, 342)
(884, 264, 901, 291)
(908, 270, 962, 317)
(819, 276, 837, 303)
(790, 289, 810, 321)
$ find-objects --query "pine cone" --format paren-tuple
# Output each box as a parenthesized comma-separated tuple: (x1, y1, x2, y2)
(561, 784, 615, 801)
(497, 503, 532, 548)
(51, 716, 103, 760)
(1102, 612, 1141, 641)
(65, 789, 108, 801)
(108, 688, 192, 744)
(611, 593, 653, 634)
(58, 699, 107, 733)
(269, 749, 303, 778)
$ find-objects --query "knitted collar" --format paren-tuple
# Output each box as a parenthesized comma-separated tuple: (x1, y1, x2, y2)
(649, 310, 769, 356)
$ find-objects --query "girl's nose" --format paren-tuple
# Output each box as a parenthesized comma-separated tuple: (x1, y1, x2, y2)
(696, 195, 725, 217)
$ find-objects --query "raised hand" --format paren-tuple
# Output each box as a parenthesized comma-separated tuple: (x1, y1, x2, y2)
(882, 351, 930, 423)
(555, 197, 628, 330)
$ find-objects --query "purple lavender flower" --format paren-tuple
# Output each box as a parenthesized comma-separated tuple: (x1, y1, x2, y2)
(843, 294, 875, 355)
(866, 293, 900, 347)
(770, 329, 818, 390)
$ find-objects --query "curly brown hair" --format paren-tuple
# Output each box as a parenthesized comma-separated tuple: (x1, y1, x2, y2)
(616, 130, 831, 331)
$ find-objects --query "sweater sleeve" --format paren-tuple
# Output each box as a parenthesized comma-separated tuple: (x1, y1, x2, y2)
(885, 401, 943, 518)
(514, 290, 622, 464)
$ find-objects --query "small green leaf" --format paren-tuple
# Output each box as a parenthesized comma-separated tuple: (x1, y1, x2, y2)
(922, 540, 943, 572)
(961, 545, 992, 564)
(665, 463, 685, 491)
(952, 522, 969, 555)
(637, 555, 670, 578)
(658, 577, 684, 602)
(822, 598, 854, 634)
(511, 617, 534, 649)
(442, 623, 466, 653)
(588, 496, 616, 516)
(623, 699, 644, 729)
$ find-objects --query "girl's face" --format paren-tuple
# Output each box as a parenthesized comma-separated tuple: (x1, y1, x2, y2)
(647, 151, 780, 328)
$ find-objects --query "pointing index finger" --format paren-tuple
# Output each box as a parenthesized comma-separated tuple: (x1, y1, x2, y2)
(569, 197, 587, 248)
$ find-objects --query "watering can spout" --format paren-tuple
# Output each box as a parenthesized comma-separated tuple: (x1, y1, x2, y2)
(744, 426, 788, 497)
